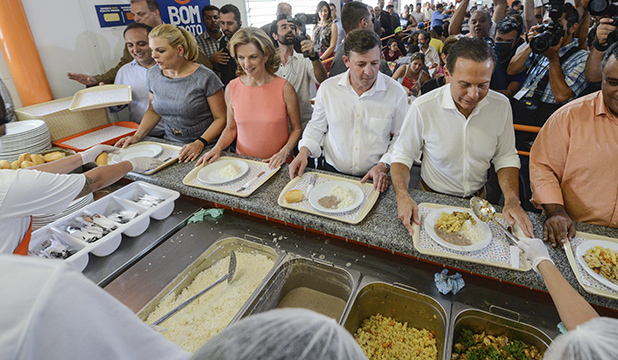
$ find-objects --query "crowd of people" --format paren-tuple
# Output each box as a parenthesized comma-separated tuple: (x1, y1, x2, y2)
(2, 0, 618, 357)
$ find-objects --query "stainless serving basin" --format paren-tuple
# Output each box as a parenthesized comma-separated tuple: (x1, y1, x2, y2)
(342, 279, 451, 360)
(448, 302, 553, 359)
(238, 256, 361, 322)
(136, 236, 284, 325)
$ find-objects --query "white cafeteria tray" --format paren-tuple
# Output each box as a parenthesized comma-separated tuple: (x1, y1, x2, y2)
(28, 181, 179, 271)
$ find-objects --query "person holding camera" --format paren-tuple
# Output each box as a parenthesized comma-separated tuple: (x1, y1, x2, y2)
(585, 17, 618, 82)
(272, 15, 327, 129)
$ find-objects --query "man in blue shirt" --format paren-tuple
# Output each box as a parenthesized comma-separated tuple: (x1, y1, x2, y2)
(430, 4, 450, 30)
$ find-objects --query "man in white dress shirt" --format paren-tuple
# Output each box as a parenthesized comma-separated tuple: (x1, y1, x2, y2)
(391, 37, 533, 236)
(114, 22, 164, 136)
(289, 29, 408, 192)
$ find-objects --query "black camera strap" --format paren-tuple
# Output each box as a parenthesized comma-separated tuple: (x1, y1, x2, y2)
(531, 46, 582, 102)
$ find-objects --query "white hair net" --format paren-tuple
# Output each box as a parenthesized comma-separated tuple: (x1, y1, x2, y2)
(191, 308, 368, 360)
(544, 317, 618, 360)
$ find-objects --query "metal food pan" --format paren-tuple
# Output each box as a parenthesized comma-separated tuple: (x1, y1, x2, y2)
(238, 256, 361, 322)
(342, 278, 451, 360)
(448, 302, 553, 359)
(137, 236, 285, 325)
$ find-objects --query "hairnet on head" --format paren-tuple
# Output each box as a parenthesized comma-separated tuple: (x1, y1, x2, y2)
(191, 308, 368, 360)
(544, 317, 618, 360)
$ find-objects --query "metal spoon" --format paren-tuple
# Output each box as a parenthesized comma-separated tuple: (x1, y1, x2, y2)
(151, 251, 237, 326)
(470, 197, 520, 246)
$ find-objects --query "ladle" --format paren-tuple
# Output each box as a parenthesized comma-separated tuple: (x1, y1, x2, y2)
(470, 197, 520, 246)
(152, 251, 237, 326)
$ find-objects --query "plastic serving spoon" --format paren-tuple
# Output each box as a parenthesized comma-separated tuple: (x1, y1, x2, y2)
(470, 197, 520, 246)
(151, 251, 237, 326)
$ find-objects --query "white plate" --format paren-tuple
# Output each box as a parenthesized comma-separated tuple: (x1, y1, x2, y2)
(197, 159, 249, 185)
(308, 180, 364, 214)
(3, 120, 46, 137)
(424, 208, 492, 252)
(576, 240, 618, 292)
(111, 144, 162, 163)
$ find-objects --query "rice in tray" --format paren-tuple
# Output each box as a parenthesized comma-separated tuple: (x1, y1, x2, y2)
(354, 313, 438, 360)
(435, 211, 483, 246)
(145, 252, 274, 352)
(583, 246, 618, 284)
(331, 185, 355, 209)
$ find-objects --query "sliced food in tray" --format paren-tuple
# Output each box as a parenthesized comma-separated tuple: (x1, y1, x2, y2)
(576, 240, 618, 292)
(424, 207, 492, 252)
(29, 181, 180, 271)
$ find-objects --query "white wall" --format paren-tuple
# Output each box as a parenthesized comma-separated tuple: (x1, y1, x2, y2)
(0, 0, 247, 107)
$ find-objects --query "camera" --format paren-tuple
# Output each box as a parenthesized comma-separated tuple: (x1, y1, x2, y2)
(291, 15, 311, 57)
(587, 0, 618, 45)
(529, 0, 566, 54)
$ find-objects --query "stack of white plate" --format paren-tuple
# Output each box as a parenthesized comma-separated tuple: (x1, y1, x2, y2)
(0, 120, 51, 161)
(32, 193, 94, 230)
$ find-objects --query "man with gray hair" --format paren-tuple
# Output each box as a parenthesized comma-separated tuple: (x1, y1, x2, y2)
(391, 37, 533, 237)
(260, 2, 292, 45)
(289, 29, 408, 193)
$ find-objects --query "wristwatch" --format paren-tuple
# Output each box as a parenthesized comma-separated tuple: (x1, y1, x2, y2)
(594, 41, 609, 52)
(381, 162, 391, 171)
(309, 53, 320, 61)
(196, 137, 209, 147)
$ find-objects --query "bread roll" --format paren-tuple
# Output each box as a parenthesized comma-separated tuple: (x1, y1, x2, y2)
(285, 189, 304, 203)
(31, 154, 45, 165)
(0, 160, 10, 169)
(43, 151, 64, 162)
(19, 153, 31, 163)
(11, 160, 20, 170)
(20, 161, 35, 169)
(95, 152, 108, 166)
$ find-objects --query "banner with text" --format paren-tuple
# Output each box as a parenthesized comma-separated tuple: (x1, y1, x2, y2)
(158, 0, 210, 36)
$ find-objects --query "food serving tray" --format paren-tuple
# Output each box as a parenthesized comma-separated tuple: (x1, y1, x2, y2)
(110, 141, 181, 175)
(69, 84, 132, 111)
(28, 181, 179, 272)
(182, 156, 280, 197)
(277, 172, 379, 225)
(564, 232, 618, 300)
(412, 203, 532, 271)
(52, 121, 139, 151)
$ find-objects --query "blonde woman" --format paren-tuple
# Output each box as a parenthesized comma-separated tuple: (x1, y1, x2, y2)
(116, 24, 226, 163)
(197, 27, 302, 169)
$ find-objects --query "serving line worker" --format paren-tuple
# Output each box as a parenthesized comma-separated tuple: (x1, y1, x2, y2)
(516, 237, 618, 359)
(0, 95, 162, 255)
(116, 24, 226, 163)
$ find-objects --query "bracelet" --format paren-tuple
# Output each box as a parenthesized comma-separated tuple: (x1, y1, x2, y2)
(196, 137, 209, 147)
(309, 53, 320, 61)
(594, 41, 609, 52)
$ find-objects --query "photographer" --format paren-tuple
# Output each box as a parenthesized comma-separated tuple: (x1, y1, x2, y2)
(507, 2, 588, 211)
(272, 15, 327, 128)
(585, 17, 618, 81)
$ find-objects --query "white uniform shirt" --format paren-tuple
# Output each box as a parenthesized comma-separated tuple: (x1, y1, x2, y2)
(115, 61, 165, 136)
(0, 255, 191, 360)
(392, 85, 520, 197)
(298, 70, 408, 176)
(0, 170, 85, 254)
(276, 52, 320, 128)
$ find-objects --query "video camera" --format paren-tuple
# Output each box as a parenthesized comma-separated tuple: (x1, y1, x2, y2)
(588, 0, 618, 45)
(292, 13, 317, 57)
(529, 0, 566, 54)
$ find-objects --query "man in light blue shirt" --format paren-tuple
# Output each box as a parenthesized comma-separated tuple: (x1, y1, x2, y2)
(430, 3, 450, 30)
(114, 23, 164, 136)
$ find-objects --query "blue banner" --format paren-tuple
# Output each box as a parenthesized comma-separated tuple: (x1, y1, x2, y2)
(158, 0, 211, 36)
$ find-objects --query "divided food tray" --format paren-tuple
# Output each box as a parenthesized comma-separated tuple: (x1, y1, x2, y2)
(29, 181, 179, 271)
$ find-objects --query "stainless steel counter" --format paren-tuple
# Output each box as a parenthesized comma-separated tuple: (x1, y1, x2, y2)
(103, 204, 566, 340)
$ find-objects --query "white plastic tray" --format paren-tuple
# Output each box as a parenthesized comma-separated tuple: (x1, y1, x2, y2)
(28, 181, 179, 271)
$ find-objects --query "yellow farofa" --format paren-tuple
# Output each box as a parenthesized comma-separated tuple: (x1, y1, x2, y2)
(354, 314, 438, 360)
(436, 211, 475, 233)
(584, 246, 618, 284)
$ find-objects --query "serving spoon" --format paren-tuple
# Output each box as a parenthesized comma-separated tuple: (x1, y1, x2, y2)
(470, 197, 520, 246)
(151, 251, 237, 326)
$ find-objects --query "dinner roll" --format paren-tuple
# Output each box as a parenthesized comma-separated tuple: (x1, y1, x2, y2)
(18, 153, 31, 163)
(285, 189, 304, 203)
(95, 152, 108, 166)
(0, 160, 10, 169)
(31, 154, 45, 165)
(20, 161, 35, 169)
(10, 160, 20, 170)
(43, 151, 64, 162)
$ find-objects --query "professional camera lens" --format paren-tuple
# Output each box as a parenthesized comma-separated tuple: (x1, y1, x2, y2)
(530, 31, 553, 54)
(587, 0, 611, 16)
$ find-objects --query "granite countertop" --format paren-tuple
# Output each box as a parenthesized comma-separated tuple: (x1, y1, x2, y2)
(125, 137, 618, 310)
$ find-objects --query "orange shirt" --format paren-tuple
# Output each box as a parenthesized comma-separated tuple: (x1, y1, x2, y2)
(530, 91, 618, 228)
(228, 76, 289, 159)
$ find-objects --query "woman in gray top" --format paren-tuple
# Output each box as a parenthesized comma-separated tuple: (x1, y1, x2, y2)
(116, 25, 226, 163)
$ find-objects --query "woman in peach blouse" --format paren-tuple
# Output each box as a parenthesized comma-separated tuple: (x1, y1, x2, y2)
(197, 27, 302, 169)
